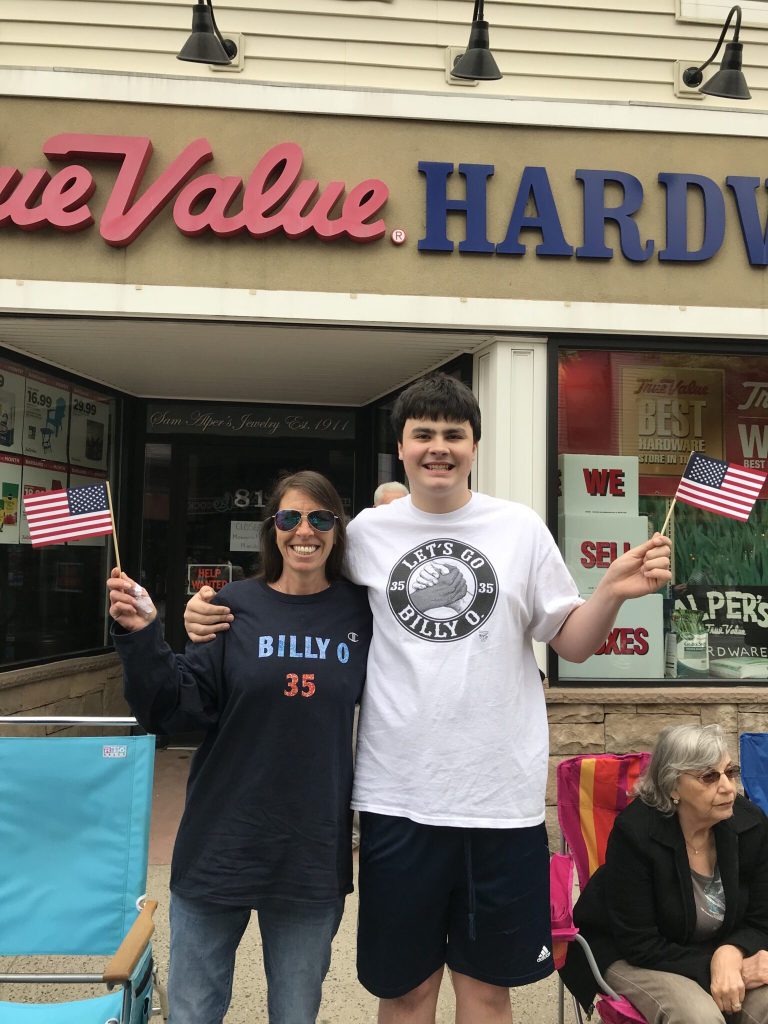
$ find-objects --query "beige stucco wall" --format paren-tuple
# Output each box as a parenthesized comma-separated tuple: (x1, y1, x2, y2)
(2, 96, 766, 310)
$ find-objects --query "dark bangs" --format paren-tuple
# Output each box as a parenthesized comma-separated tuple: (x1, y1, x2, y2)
(391, 372, 481, 441)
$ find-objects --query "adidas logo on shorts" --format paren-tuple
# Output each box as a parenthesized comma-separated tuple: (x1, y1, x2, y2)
(536, 945, 551, 963)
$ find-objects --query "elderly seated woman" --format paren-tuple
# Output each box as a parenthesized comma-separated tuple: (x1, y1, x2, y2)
(561, 724, 768, 1024)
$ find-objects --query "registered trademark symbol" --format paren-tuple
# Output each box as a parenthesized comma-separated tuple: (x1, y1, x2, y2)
(391, 228, 407, 245)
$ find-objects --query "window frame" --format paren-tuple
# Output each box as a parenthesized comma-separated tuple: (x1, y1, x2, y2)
(548, 333, 768, 689)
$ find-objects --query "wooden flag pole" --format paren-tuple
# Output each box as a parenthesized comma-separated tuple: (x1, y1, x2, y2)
(105, 480, 122, 575)
(660, 451, 696, 537)
(660, 498, 677, 537)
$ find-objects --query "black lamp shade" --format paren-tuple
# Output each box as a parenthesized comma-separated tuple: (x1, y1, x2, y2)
(177, 2, 235, 65)
(451, 20, 502, 81)
(700, 41, 751, 99)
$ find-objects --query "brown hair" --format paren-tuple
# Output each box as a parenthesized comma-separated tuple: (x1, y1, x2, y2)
(260, 470, 347, 583)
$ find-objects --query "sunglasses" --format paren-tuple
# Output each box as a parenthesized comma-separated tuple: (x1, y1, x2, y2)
(683, 765, 740, 787)
(272, 509, 338, 533)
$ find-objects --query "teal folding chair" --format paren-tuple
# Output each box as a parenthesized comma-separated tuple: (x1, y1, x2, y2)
(0, 716, 163, 1023)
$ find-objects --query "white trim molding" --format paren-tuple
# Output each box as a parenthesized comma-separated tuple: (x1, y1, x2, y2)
(2, 279, 768, 340)
(3, 67, 768, 138)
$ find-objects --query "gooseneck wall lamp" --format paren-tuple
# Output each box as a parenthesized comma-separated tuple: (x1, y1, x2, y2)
(177, 0, 238, 66)
(451, 0, 502, 81)
(682, 5, 751, 100)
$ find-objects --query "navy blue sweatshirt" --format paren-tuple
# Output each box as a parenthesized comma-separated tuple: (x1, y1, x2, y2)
(113, 577, 372, 906)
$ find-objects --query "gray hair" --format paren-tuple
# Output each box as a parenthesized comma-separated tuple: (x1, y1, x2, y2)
(373, 481, 409, 506)
(635, 723, 729, 815)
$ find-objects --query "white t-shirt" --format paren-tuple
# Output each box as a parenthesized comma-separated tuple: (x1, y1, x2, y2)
(345, 492, 583, 828)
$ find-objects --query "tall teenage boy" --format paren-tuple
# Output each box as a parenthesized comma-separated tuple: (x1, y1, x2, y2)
(184, 373, 672, 1024)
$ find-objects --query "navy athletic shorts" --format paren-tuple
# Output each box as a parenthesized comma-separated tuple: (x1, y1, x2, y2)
(356, 812, 553, 999)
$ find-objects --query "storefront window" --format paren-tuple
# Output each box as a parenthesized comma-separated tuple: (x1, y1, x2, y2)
(557, 345, 768, 685)
(0, 353, 117, 666)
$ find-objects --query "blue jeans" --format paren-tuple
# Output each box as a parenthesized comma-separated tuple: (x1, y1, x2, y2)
(167, 892, 345, 1024)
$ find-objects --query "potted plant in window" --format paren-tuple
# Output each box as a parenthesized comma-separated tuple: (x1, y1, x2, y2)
(670, 608, 710, 677)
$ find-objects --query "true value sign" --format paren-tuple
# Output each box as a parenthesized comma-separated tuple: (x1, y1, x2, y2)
(0, 134, 389, 246)
(3, 132, 768, 265)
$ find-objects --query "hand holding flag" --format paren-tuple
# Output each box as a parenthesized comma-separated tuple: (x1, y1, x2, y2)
(107, 569, 157, 632)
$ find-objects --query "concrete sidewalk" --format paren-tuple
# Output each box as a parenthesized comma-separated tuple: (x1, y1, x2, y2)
(148, 748, 562, 1023)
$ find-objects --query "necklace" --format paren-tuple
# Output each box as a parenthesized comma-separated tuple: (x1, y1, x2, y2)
(685, 836, 711, 855)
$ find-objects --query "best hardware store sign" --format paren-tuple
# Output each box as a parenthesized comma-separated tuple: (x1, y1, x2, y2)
(3, 132, 768, 265)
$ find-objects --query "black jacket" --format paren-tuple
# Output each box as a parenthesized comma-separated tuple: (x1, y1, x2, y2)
(560, 794, 768, 1010)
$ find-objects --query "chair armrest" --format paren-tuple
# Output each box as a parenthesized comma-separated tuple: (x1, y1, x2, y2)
(103, 899, 158, 985)
(573, 932, 622, 1000)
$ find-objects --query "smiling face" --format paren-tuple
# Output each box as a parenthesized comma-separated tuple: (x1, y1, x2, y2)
(273, 487, 336, 592)
(671, 753, 738, 831)
(397, 418, 477, 514)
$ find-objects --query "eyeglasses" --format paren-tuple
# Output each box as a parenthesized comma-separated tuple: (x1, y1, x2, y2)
(272, 509, 338, 532)
(683, 765, 740, 787)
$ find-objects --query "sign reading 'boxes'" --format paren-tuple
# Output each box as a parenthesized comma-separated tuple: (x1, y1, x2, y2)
(560, 594, 665, 680)
(559, 454, 639, 516)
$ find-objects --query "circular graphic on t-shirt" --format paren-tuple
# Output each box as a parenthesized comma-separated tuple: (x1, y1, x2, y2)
(387, 538, 498, 642)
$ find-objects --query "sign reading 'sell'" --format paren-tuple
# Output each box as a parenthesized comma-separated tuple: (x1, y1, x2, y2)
(558, 454, 664, 681)
(3, 133, 768, 265)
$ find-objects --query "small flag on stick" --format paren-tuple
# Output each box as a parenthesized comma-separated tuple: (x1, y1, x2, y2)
(661, 453, 767, 534)
(23, 482, 114, 548)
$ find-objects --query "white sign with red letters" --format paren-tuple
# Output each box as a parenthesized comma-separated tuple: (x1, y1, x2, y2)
(559, 454, 639, 516)
(559, 515, 650, 596)
(560, 594, 665, 680)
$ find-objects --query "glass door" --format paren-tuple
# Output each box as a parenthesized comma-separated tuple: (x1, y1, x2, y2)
(141, 437, 356, 653)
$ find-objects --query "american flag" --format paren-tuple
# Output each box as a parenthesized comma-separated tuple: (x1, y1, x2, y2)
(675, 453, 767, 522)
(23, 483, 113, 547)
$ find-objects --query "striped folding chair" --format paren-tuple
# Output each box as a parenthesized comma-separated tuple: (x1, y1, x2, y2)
(553, 752, 651, 1024)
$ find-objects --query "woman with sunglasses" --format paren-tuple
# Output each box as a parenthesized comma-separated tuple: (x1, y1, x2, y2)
(562, 723, 768, 1023)
(106, 470, 371, 1024)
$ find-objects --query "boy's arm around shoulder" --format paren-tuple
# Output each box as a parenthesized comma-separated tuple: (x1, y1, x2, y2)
(184, 583, 235, 642)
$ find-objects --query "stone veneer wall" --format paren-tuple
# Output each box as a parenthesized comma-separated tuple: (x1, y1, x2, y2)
(0, 653, 128, 735)
(543, 685, 768, 847)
